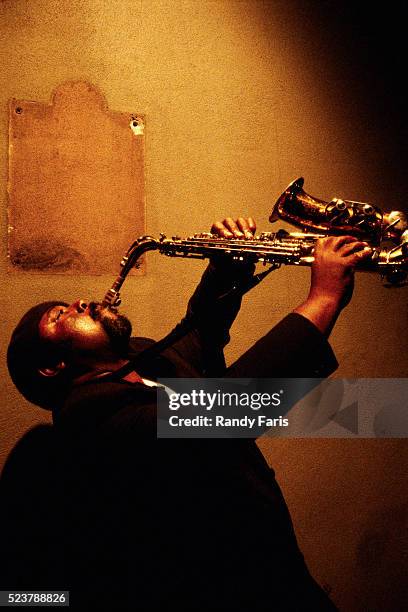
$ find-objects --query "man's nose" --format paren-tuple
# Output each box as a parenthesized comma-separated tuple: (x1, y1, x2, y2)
(71, 299, 88, 313)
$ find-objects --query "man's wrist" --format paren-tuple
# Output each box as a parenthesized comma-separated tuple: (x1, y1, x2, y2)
(306, 291, 344, 312)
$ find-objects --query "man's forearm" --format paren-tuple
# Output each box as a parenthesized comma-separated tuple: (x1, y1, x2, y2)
(293, 296, 343, 338)
(186, 260, 255, 339)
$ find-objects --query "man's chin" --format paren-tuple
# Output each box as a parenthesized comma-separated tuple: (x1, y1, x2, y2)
(100, 310, 132, 355)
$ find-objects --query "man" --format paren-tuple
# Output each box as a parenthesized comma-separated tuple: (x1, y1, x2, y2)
(4, 217, 371, 610)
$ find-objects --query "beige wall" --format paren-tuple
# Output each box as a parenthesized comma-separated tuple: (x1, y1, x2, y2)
(1, 1, 407, 609)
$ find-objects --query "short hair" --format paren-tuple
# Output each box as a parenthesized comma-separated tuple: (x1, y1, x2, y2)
(7, 301, 72, 411)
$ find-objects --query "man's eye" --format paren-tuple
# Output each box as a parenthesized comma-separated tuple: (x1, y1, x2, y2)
(55, 309, 64, 321)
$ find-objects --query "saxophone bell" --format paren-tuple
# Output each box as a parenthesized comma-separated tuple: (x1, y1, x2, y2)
(270, 177, 406, 244)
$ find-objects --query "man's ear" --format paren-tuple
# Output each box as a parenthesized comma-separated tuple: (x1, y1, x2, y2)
(38, 362, 66, 377)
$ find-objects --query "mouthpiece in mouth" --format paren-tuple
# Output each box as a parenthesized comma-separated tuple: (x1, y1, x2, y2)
(107, 305, 119, 312)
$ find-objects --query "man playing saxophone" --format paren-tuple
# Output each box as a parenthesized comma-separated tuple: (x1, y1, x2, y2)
(4, 216, 371, 610)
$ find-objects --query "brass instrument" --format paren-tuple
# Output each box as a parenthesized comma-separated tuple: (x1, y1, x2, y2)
(102, 178, 408, 308)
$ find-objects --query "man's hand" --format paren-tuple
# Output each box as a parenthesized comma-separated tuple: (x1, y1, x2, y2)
(211, 217, 256, 239)
(294, 236, 372, 337)
(310, 235, 372, 308)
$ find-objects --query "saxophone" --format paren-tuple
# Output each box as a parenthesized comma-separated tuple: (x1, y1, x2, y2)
(102, 178, 408, 308)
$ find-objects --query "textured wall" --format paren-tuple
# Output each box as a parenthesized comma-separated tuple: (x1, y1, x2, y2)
(1, 1, 407, 610)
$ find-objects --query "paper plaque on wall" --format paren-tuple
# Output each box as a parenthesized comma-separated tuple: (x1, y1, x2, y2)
(8, 81, 145, 274)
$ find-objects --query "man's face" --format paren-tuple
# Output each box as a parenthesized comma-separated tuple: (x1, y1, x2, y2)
(38, 300, 132, 358)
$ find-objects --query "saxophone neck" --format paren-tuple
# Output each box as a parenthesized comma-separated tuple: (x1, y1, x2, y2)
(101, 236, 160, 307)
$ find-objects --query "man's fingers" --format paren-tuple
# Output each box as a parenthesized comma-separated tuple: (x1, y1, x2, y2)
(314, 235, 350, 253)
(344, 246, 373, 267)
(211, 221, 233, 238)
(223, 217, 245, 237)
(247, 217, 256, 234)
(331, 235, 361, 251)
(315, 235, 372, 257)
(236, 217, 256, 238)
(211, 217, 256, 238)
(338, 241, 371, 257)
(316, 235, 361, 252)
